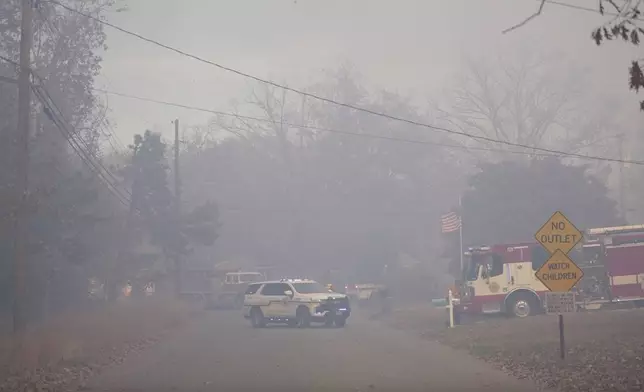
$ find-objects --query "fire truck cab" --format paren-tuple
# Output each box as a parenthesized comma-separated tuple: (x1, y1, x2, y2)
(455, 242, 550, 318)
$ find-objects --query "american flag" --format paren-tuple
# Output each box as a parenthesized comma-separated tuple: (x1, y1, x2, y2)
(441, 211, 461, 233)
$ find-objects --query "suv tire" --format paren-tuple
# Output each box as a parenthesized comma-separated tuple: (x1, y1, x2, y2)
(287, 319, 298, 328)
(334, 317, 347, 328)
(250, 307, 266, 328)
(324, 313, 334, 327)
(296, 307, 311, 328)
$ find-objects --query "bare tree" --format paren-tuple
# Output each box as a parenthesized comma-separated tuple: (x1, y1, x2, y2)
(180, 66, 466, 274)
(436, 49, 622, 162)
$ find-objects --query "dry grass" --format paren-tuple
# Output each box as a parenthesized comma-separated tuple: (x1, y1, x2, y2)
(387, 305, 644, 391)
(0, 298, 201, 379)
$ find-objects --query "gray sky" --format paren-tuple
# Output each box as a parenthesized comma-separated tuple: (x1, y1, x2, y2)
(97, 0, 637, 145)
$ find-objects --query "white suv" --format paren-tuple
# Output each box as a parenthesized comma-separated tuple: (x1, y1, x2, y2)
(243, 279, 351, 328)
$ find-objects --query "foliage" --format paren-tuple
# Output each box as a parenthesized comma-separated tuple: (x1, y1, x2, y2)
(127, 131, 218, 262)
(588, 1, 644, 109)
(589, 1, 644, 110)
(461, 157, 622, 246)
(0, 0, 127, 322)
(181, 67, 463, 277)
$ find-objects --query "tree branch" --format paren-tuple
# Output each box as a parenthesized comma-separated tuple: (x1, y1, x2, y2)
(502, 0, 546, 34)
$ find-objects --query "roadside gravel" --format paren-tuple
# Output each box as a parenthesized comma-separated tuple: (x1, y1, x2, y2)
(0, 299, 203, 392)
(386, 304, 644, 392)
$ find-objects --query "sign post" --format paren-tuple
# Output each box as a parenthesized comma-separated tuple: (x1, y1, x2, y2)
(545, 291, 576, 360)
(447, 289, 454, 328)
(534, 211, 584, 360)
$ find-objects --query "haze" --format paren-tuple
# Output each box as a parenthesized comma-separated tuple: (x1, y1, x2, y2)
(2, 1, 644, 391)
(102, 0, 637, 139)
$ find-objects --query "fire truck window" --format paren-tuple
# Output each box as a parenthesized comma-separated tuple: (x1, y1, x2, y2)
(569, 248, 584, 265)
(488, 255, 503, 277)
(467, 262, 480, 281)
(582, 246, 602, 265)
(531, 246, 549, 271)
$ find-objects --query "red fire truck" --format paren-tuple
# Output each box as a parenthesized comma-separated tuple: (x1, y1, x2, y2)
(454, 225, 644, 318)
(581, 225, 644, 305)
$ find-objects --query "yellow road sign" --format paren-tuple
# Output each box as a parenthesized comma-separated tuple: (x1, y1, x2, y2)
(535, 211, 583, 254)
(535, 249, 584, 292)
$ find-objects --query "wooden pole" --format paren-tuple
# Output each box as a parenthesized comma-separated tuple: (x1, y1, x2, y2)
(559, 313, 565, 359)
(12, 0, 34, 332)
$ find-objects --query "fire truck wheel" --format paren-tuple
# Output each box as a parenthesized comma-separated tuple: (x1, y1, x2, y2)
(507, 293, 537, 318)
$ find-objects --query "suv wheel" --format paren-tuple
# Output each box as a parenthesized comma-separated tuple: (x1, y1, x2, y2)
(296, 307, 311, 328)
(324, 313, 334, 327)
(334, 317, 347, 328)
(250, 307, 266, 328)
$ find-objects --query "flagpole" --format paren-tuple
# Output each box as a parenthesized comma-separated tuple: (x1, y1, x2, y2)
(458, 196, 463, 273)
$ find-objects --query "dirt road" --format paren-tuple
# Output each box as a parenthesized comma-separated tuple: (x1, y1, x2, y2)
(84, 311, 542, 392)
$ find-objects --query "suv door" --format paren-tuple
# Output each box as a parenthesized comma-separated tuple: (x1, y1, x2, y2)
(260, 283, 292, 317)
(243, 283, 262, 317)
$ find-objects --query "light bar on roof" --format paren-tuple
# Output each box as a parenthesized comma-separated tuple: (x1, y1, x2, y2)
(587, 224, 644, 236)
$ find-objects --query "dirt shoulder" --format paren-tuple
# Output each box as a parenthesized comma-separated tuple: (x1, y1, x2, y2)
(385, 304, 644, 392)
(0, 298, 204, 391)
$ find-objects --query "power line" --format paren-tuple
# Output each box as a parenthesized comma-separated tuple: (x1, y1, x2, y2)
(0, 74, 18, 85)
(28, 75, 128, 194)
(3, 63, 159, 218)
(2, 56, 128, 160)
(92, 76, 128, 153)
(5, 50, 603, 161)
(34, 80, 131, 196)
(16, 4, 128, 156)
(33, 84, 133, 208)
(92, 88, 562, 158)
(96, 87, 644, 164)
(30, 79, 133, 207)
(46, 0, 643, 165)
(102, 122, 127, 153)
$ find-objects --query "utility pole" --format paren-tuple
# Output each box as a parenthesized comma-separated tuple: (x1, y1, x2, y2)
(173, 119, 182, 297)
(174, 119, 181, 215)
(299, 95, 306, 149)
(617, 133, 626, 219)
(13, 0, 34, 332)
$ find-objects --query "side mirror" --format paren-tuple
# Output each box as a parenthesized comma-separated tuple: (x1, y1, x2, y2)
(284, 290, 293, 297)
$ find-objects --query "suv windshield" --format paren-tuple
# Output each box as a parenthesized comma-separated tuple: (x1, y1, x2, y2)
(292, 282, 328, 294)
